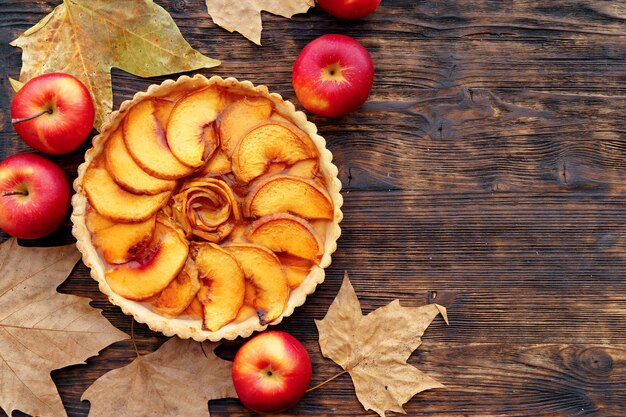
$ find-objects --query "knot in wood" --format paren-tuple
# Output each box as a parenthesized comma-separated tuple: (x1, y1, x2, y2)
(577, 347, 613, 376)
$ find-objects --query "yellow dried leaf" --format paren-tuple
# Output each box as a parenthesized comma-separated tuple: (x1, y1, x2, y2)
(8, 77, 24, 92)
(316, 272, 448, 417)
(11, 0, 220, 130)
(82, 338, 237, 417)
(0, 238, 128, 417)
(204, 0, 314, 45)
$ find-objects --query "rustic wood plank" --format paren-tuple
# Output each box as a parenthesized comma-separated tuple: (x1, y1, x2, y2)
(208, 342, 626, 417)
(0, 0, 625, 416)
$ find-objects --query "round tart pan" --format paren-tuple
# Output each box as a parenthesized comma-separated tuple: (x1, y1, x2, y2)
(71, 75, 343, 341)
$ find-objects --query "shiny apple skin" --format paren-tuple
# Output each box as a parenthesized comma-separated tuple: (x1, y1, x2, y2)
(317, 0, 381, 19)
(11, 72, 95, 154)
(232, 330, 312, 413)
(292, 34, 374, 118)
(0, 153, 70, 239)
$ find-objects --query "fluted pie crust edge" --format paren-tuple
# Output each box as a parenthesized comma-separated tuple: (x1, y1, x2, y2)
(71, 74, 343, 341)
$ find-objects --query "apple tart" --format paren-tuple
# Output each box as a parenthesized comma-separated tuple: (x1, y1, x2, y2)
(71, 75, 342, 341)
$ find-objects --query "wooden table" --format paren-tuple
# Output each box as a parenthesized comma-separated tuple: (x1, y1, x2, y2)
(1, 1, 625, 416)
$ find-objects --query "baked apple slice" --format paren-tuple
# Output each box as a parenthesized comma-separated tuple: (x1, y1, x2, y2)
(166, 87, 224, 168)
(184, 297, 203, 318)
(219, 96, 273, 156)
(245, 175, 334, 219)
(105, 126, 176, 195)
(244, 280, 257, 306)
(86, 207, 156, 264)
(105, 217, 189, 300)
(123, 98, 195, 179)
(83, 161, 170, 222)
(246, 213, 324, 262)
(232, 121, 318, 183)
(284, 265, 312, 289)
(153, 258, 201, 317)
(198, 148, 231, 176)
(269, 112, 292, 124)
(224, 243, 289, 325)
(285, 158, 319, 178)
(194, 243, 245, 331)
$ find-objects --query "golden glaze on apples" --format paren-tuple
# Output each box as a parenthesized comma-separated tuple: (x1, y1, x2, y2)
(82, 82, 337, 333)
(86, 207, 156, 264)
(245, 175, 333, 219)
(224, 243, 289, 325)
(231, 121, 318, 184)
(247, 213, 324, 262)
(105, 127, 176, 195)
(153, 258, 201, 317)
(105, 217, 189, 300)
(166, 87, 225, 167)
(123, 99, 195, 179)
(218, 96, 273, 156)
(83, 159, 170, 222)
(195, 243, 246, 331)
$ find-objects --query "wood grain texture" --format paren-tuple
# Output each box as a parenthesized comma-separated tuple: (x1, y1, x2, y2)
(1, 0, 625, 416)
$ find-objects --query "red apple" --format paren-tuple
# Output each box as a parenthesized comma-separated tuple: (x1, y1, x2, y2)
(292, 34, 374, 117)
(11, 72, 95, 154)
(317, 0, 381, 19)
(232, 330, 312, 413)
(0, 153, 70, 239)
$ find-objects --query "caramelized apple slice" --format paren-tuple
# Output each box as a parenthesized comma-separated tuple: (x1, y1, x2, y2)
(245, 175, 334, 220)
(123, 98, 195, 179)
(83, 161, 170, 222)
(224, 243, 288, 325)
(232, 121, 318, 184)
(269, 112, 292, 124)
(194, 243, 245, 331)
(244, 280, 257, 307)
(153, 258, 201, 317)
(105, 127, 176, 195)
(278, 254, 315, 289)
(84, 205, 117, 233)
(285, 158, 319, 178)
(166, 87, 224, 168)
(86, 207, 156, 264)
(183, 297, 203, 318)
(234, 305, 257, 322)
(284, 266, 312, 289)
(219, 96, 273, 156)
(198, 148, 231, 176)
(153, 98, 177, 124)
(105, 218, 189, 300)
(246, 213, 324, 262)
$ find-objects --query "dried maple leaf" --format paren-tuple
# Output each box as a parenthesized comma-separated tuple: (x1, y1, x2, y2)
(315, 273, 448, 417)
(8, 77, 23, 92)
(82, 337, 237, 417)
(0, 238, 128, 417)
(204, 0, 313, 45)
(11, 0, 220, 130)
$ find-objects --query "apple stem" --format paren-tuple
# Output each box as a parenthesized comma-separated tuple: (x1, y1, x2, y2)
(2, 190, 28, 197)
(305, 370, 349, 393)
(11, 108, 53, 125)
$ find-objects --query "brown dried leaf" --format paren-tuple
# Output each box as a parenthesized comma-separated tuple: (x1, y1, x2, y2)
(0, 238, 128, 417)
(316, 272, 448, 417)
(11, 0, 220, 130)
(204, 0, 314, 45)
(82, 338, 237, 417)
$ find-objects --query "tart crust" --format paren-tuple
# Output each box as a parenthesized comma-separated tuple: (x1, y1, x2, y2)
(71, 75, 343, 341)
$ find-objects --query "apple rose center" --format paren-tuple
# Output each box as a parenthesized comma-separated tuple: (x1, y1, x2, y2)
(171, 178, 240, 243)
